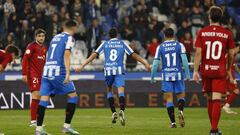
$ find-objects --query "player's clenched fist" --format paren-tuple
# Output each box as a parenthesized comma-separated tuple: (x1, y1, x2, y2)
(75, 65, 84, 73)
(193, 71, 200, 83)
(22, 75, 28, 83)
(144, 64, 151, 72)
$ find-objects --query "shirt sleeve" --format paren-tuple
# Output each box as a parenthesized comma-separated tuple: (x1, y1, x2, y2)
(95, 41, 105, 54)
(22, 45, 34, 75)
(65, 36, 75, 51)
(123, 41, 134, 55)
(195, 30, 202, 48)
(227, 31, 235, 49)
(154, 45, 161, 60)
(179, 43, 186, 53)
(0, 51, 12, 68)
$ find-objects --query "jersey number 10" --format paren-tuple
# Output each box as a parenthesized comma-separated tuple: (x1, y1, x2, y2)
(205, 41, 222, 60)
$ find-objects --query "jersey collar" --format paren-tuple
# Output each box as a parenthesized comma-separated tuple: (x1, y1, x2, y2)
(164, 40, 175, 42)
(110, 38, 118, 40)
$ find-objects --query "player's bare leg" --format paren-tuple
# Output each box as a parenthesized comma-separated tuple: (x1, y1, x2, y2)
(176, 92, 185, 127)
(223, 89, 239, 114)
(118, 87, 126, 126)
(30, 91, 40, 127)
(164, 92, 176, 128)
(62, 92, 79, 135)
(208, 92, 222, 135)
(107, 86, 117, 124)
(36, 96, 51, 135)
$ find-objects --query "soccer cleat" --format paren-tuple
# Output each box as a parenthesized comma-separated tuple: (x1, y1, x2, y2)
(222, 106, 238, 114)
(62, 127, 80, 135)
(36, 129, 51, 135)
(112, 112, 118, 124)
(169, 123, 177, 128)
(209, 130, 222, 135)
(178, 111, 185, 127)
(29, 121, 37, 127)
(119, 110, 125, 126)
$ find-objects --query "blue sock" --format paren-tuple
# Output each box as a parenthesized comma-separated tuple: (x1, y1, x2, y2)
(39, 100, 48, 107)
(166, 102, 174, 108)
(107, 92, 113, 99)
(68, 96, 78, 104)
(118, 92, 125, 97)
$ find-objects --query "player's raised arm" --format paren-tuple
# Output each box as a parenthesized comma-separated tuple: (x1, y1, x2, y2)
(179, 43, 190, 80)
(151, 45, 161, 83)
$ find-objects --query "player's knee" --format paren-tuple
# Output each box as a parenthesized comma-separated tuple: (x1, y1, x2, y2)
(212, 92, 222, 100)
(32, 91, 40, 99)
(68, 96, 78, 104)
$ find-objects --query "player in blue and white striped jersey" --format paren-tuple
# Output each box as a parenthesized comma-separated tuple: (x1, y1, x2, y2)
(76, 28, 151, 126)
(151, 28, 190, 128)
(36, 20, 79, 135)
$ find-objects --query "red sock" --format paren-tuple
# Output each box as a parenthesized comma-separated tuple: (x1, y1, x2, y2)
(31, 99, 39, 121)
(207, 100, 213, 124)
(226, 93, 237, 105)
(211, 100, 221, 131)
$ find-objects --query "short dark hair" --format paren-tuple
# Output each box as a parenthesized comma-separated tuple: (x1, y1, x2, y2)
(209, 6, 223, 23)
(34, 28, 46, 36)
(64, 20, 78, 28)
(164, 28, 174, 38)
(109, 28, 118, 38)
(5, 45, 20, 57)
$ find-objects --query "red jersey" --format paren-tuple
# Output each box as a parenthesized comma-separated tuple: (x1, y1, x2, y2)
(195, 25, 235, 78)
(0, 50, 13, 68)
(22, 42, 47, 78)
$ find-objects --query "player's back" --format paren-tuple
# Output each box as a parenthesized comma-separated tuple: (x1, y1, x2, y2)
(195, 25, 235, 78)
(97, 38, 133, 76)
(43, 32, 74, 78)
(158, 40, 185, 81)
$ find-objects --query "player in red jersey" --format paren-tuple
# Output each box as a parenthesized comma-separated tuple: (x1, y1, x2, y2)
(22, 29, 47, 127)
(193, 6, 235, 135)
(0, 45, 20, 72)
(222, 45, 240, 114)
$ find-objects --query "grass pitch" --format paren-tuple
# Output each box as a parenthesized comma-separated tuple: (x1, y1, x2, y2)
(0, 108, 239, 135)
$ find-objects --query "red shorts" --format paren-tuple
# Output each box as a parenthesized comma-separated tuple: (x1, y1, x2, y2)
(202, 77, 226, 94)
(27, 77, 41, 92)
(226, 79, 238, 91)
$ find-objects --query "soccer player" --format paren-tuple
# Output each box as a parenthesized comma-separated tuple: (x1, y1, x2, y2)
(22, 29, 47, 127)
(223, 45, 240, 114)
(193, 6, 235, 135)
(36, 20, 79, 135)
(76, 28, 151, 126)
(151, 28, 190, 128)
(0, 45, 19, 72)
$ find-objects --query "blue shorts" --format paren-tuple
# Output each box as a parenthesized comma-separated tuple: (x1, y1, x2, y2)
(40, 77, 76, 96)
(105, 75, 125, 88)
(161, 80, 185, 94)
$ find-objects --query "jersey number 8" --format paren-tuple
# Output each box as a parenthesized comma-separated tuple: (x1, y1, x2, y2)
(110, 49, 118, 61)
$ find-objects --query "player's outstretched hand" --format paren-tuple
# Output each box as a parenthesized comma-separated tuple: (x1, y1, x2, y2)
(193, 71, 200, 83)
(0, 64, 4, 73)
(145, 64, 151, 72)
(22, 75, 28, 83)
(75, 65, 84, 73)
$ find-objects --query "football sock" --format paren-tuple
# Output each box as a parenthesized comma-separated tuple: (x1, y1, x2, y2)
(166, 102, 175, 123)
(119, 92, 125, 111)
(37, 100, 48, 126)
(65, 96, 78, 124)
(211, 99, 221, 131)
(31, 99, 39, 121)
(207, 99, 213, 124)
(177, 98, 185, 112)
(226, 93, 237, 105)
(107, 92, 116, 113)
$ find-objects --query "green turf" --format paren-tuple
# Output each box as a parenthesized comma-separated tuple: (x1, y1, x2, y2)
(0, 108, 239, 135)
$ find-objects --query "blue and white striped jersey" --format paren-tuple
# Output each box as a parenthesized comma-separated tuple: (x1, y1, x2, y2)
(43, 32, 75, 78)
(95, 38, 134, 76)
(155, 40, 186, 81)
